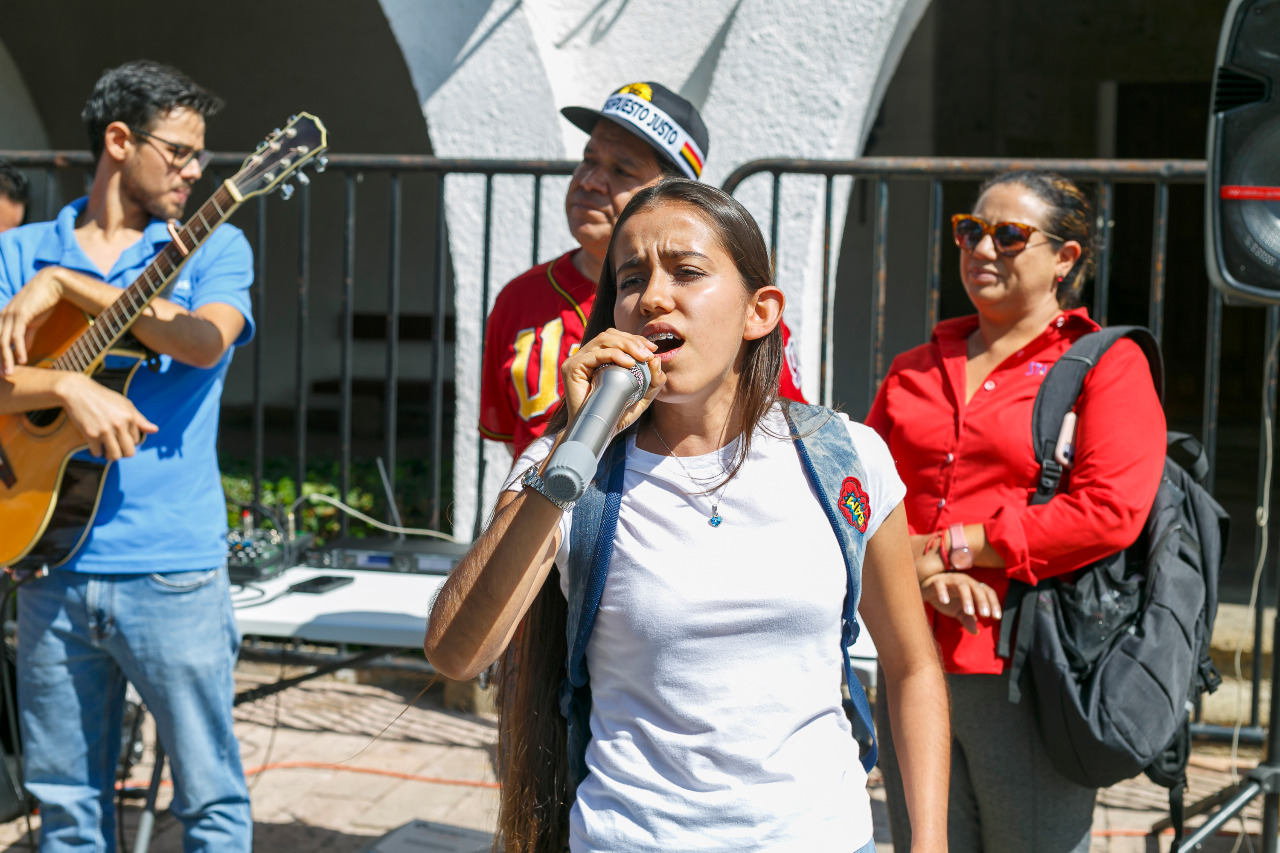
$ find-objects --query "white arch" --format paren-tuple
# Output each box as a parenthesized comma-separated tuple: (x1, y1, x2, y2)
(378, 0, 930, 538)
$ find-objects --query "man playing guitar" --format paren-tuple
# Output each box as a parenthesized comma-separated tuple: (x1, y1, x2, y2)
(0, 60, 252, 850)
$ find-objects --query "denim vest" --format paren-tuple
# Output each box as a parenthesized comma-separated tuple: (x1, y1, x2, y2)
(558, 403, 877, 788)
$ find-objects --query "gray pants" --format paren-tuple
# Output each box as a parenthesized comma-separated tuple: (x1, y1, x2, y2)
(877, 671, 1096, 853)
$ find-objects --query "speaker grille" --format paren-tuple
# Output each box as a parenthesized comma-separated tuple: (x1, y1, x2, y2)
(1215, 67, 1269, 112)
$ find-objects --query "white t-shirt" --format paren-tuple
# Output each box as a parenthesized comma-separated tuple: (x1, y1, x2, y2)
(503, 405, 905, 853)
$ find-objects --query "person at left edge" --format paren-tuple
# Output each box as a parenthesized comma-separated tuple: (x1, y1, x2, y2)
(0, 159, 29, 233)
(479, 81, 808, 458)
(0, 60, 253, 851)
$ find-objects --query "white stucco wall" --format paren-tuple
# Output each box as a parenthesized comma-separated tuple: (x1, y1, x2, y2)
(378, 0, 930, 539)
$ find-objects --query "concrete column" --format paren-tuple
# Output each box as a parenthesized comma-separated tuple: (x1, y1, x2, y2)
(379, 0, 930, 539)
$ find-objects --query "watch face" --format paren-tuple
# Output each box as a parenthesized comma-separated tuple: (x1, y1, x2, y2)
(951, 547, 974, 570)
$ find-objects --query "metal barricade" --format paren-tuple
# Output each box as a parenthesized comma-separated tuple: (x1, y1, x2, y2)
(11, 149, 1280, 732)
(722, 156, 1276, 735)
(0, 150, 577, 538)
(10, 151, 1276, 734)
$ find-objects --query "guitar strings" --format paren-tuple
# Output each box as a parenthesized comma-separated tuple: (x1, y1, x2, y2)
(58, 186, 238, 374)
(57, 129, 318, 372)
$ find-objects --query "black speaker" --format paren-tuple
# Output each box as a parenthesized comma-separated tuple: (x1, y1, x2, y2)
(1206, 0, 1280, 304)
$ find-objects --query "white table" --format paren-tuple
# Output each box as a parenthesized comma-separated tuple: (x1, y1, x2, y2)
(232, 566, 445, 647)
(231, 565, 879, 683)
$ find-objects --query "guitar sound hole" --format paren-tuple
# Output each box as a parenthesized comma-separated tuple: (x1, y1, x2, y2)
(25, 408, 62, 428)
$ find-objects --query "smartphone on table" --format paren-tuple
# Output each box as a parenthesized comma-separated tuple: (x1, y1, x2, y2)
(289, 575, 355, 595)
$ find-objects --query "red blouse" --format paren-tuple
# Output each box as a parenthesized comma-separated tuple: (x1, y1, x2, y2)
(865, 308, 1167, 674)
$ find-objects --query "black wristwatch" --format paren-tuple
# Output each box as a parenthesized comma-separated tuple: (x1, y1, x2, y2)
(521, 466, 574, 511)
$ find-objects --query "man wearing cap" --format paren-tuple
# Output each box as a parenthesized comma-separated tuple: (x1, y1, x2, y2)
(479, 82, 805, 456)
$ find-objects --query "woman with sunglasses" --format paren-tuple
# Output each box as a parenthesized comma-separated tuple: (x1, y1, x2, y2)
(866, 171, 1167, 852)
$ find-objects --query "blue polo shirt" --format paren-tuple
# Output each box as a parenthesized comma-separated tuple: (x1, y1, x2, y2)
(0, 197, 255, 573)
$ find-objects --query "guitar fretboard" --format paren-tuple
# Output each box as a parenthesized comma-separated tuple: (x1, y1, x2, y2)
(51, 184, 240, 372)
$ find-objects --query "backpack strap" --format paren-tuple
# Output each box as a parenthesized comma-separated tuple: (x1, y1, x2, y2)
(998, 585, 1038, 704)
(1170, 782, 1185, 850)
(560, 406, 880, 781)
(784, 403, 877, 773)
(560, 439, 627, 789)
(1029, 326, 1164, 505)
(1145, 719, 1192, 848)
(1004, 326, 1165, 702)
(1168, 431, 1210, 484)
(565, 440, 627, 689)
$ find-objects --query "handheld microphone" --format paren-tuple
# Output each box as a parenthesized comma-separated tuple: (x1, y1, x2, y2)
(544, 362, 651, 502)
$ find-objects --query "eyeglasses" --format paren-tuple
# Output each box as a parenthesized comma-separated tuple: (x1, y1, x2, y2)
(951, 214, 1066, 256)
(129, 126, 212, 171)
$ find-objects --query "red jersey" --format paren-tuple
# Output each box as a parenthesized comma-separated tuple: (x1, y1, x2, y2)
(865, 308, 1166, 675)
(479, 252, 593, 454)
(480, 250, 808, 455)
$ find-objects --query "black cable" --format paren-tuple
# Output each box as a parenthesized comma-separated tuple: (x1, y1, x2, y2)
(117, 775, 125, 853)
(231, 584, 292, 610)
(0, 571, 40, 850)
(236, 500, 285, 534)
(115, 694, 147, 853)
(248, 641, 288, 794)
(230, 583, 269, 603)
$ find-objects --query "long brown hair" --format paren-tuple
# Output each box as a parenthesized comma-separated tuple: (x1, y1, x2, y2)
(494, 581, 572, 852)
(976, 170, 1097, 308)
(495, 178, 785, 851)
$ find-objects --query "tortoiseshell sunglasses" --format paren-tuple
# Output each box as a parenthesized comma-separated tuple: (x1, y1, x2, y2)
(951, 214, 1066, 256)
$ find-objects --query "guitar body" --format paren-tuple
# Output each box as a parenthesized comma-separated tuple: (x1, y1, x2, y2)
(0, 301, 143, 570)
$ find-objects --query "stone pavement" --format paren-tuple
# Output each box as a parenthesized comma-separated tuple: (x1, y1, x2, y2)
(0, 666, 1271, 852)
(0, 668, 502, 852)
(867, 749, 1267, 853)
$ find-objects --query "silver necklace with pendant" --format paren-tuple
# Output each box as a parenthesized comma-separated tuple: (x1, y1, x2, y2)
(650, 425, 732, 528)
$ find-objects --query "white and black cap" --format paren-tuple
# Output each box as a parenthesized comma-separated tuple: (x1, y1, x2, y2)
(561, 82, 709, 180)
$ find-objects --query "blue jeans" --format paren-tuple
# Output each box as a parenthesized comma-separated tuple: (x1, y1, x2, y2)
(17, 568, 251, 852)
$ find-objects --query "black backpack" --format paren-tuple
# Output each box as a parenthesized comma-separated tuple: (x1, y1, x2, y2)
(998, 326, 1228, 840)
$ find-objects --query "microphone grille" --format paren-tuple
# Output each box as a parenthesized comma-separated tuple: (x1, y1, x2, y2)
(626, 362, 651, 406)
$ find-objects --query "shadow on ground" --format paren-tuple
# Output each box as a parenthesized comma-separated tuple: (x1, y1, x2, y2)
(1, 816, 382, 853)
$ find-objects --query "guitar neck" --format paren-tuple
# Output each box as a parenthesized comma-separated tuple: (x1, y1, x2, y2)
(53, 183, 242, 372)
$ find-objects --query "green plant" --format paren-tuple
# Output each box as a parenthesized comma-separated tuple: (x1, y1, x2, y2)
(219, 455, 445, 544)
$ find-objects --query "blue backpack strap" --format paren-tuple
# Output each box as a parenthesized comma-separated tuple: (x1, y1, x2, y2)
(784, 403, 877, 772)
(559, 438, 627, 789)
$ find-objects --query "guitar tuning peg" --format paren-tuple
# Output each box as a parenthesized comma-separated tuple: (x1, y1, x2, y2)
(314, 157, 328, 174)
(296, 171, 311, 186)
(272, 128, 282, 137)
(289, 114, 298, 122)
(280, 184, 295, 201)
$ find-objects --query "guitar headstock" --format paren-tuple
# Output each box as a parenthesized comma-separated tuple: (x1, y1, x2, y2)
(228, 112, 328, 201)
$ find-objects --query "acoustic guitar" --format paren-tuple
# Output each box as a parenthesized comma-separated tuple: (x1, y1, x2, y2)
(0, 113, 328, 571)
